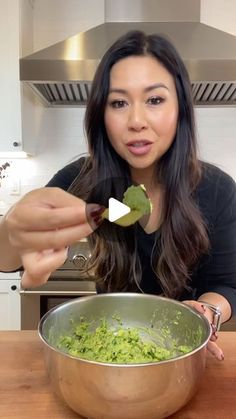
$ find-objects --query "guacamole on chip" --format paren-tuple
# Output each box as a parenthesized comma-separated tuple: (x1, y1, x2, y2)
(102, 184, 152, 226)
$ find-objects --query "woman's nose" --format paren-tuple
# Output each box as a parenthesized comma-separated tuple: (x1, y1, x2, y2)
(127, 106, 148, 131)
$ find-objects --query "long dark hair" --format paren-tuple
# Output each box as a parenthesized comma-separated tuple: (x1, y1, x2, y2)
(69, 30, 209, 298)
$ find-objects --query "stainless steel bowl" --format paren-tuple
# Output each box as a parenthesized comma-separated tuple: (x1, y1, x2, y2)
(38, 293, 211, 419)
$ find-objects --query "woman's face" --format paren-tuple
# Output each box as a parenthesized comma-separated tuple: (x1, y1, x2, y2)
(104, 55, 179, 176)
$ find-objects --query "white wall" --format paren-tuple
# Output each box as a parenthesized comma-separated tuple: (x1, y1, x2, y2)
(33, 0, 104, 51)
(105, 0, 201, 22)
(201, 0, 236, 36)
(20, 0, 34, 56)
(196, 107, 236, 179)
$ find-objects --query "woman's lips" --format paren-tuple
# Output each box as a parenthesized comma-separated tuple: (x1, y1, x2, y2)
(126, 140, 153, 156)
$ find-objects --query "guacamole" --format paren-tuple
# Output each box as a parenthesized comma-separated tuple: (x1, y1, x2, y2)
(57, 316, 193, 364)
(102, 184, 152, 227)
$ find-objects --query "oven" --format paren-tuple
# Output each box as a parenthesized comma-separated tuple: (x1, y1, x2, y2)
(20, 241, 97, 329)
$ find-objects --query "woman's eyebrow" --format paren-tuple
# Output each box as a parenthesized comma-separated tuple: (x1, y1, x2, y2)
(108, 88, 127, 94)
(108, 83, 169, 95)
(144, 83, 169, 92)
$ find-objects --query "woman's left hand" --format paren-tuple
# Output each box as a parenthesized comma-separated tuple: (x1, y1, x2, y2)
(183, 300, 224, 361)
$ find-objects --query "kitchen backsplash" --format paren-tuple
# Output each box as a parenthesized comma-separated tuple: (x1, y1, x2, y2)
(196, 107, 236, 179)
(1, 106, 236, 215)
(0, 106, 87, 214)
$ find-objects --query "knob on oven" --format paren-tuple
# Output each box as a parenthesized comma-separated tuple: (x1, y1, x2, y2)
(72, 254, 87, 270)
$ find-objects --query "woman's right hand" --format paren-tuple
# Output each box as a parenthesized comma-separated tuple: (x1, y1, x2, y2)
(183, 300, 224, 361)
(3, 187, 102, 287)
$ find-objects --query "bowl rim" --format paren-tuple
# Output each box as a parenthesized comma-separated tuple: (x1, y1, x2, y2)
(38, 293, 212, 367)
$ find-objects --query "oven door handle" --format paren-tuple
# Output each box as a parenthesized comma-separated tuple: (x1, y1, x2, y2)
(20, 290, 97, 295)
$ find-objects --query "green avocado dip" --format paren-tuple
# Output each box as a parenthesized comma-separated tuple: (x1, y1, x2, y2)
(102, 184, 152, 227)
(57, 316, 193, 364)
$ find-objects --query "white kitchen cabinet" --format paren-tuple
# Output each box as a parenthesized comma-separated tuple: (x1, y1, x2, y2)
(0, 279, 21, 330)
(0, 0, 22, 152)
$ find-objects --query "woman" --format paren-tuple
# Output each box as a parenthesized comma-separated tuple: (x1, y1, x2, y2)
(0, 31, 236, 360)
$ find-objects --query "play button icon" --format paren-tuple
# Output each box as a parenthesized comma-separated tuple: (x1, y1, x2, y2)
(108, 198, 131, 222)
(84, 176, 151, 234)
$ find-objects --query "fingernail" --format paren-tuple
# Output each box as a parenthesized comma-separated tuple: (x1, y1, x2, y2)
(90, 206, 106, 217)
(210, 333, 218, 342)
(92, 215, 103, 226)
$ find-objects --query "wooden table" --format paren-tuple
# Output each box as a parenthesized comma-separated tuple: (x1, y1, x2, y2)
(0, 331, 236, 419)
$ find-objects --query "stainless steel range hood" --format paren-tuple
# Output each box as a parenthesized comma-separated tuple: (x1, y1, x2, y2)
(20, 2, 236, 107)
